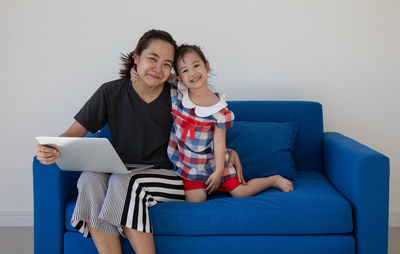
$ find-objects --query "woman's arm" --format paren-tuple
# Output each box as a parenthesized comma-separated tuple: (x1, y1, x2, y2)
(227, 149, 246, 184)
(205, 127, 226, 194)
(60, 120, 89, 137)
(35, 121, 88, 165)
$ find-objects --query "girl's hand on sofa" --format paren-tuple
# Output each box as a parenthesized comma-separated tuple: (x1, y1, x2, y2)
(227, 149, 246, 185)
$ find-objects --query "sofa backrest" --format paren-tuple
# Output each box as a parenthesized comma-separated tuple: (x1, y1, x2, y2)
(94, 101, 323, 172)
(227, 101, 323, 172)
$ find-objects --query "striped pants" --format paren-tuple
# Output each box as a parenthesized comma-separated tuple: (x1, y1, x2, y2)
(71, 168, 185, 237)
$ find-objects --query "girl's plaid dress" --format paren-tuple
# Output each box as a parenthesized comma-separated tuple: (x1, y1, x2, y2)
(167, 82, 237, 183)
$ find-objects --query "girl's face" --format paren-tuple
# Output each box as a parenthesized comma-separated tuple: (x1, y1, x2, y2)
(134, 39, 175, 87)
(177, 51, 209, 90)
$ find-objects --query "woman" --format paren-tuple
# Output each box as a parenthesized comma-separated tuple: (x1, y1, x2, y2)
(35, 29, 243, 254)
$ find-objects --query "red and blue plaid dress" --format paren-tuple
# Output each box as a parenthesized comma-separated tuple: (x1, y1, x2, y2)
(167, 82, 236, 183)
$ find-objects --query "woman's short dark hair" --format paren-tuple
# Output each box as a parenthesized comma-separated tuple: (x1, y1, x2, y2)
(119, 29, 177, 78)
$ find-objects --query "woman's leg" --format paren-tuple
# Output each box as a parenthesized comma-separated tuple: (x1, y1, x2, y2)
(101, 169, 185, 253)
(71, 172, 122, 253)
(87, 222, 122, 254)
(122, 226, 156, 254)
(230, 175, 293, 197)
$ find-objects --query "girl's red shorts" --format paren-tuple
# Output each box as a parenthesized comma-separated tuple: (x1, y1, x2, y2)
(182, 176, 241, 192)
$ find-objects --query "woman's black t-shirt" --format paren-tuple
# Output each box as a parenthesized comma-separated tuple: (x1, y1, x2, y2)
(74, 78, 174, 169)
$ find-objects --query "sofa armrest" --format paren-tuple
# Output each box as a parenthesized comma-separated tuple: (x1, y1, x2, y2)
(33, 125, 110, 253)
(323, 132, 390, 254)
(33, 157, 81, 254)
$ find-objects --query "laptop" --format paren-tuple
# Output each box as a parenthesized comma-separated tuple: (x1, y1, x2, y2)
(35, 137, 154, 174)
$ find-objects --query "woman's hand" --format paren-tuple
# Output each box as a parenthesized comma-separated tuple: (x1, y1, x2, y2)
(205, 171, 222, 194)
(228, 149, 246, 184)
(35, 144, 60, 165)
(35, 121, 88, 165)
(130, 68, 139, 83)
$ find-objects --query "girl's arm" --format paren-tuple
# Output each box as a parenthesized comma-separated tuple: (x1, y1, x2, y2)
(205, 126, 226, 194)
(213, 126, 226, 174)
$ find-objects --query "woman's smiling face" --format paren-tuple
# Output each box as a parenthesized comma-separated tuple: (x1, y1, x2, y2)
(134, 39, 175, 87)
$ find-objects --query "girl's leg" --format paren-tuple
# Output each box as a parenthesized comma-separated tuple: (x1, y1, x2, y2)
(123, 227, 156, 254)
(87, 222, 122, 254)
(230, 175, 293, 197)
(185, 189, 207, 202)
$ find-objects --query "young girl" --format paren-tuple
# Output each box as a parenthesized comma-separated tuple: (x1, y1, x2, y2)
(167, 44, 294, 202)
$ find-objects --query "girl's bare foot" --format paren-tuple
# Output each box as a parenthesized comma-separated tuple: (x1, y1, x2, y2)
(272, 175, 294, 192)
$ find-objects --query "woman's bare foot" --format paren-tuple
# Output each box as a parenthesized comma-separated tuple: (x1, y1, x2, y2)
(272, 175, 294, 192)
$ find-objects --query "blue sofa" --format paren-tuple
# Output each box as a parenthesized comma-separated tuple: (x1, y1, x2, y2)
(33, 101, 390, 254)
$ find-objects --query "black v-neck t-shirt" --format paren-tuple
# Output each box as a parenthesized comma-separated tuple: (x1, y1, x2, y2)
(74, 78, 173, 169)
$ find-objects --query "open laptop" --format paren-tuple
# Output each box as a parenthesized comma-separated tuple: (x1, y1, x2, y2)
(35, 137, 153, 174)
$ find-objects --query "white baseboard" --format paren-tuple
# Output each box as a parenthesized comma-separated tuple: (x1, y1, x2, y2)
(0, 211, 33, 227)
(0, 210, 399, 227)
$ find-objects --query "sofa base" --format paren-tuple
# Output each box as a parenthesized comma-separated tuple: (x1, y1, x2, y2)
(64, 231, 355, 254)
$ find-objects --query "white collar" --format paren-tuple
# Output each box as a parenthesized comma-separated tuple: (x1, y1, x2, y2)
(178, 82, 227, 117)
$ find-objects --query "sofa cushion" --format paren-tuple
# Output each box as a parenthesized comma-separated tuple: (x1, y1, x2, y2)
(227, 121, 298, 180)
(65, 171, 352, 235)
(228, 101, 323, 173)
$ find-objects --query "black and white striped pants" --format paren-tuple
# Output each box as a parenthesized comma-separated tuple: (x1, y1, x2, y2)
(71, 168, 185, 237)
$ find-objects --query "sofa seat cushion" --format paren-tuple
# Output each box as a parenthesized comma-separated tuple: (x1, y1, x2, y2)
(65, 170, 353, 235)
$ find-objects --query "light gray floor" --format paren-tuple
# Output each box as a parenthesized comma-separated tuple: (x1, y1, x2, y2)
(388, 227, 400, 253)
(0, 227, 33, 254)
(0, 227, 399, 254)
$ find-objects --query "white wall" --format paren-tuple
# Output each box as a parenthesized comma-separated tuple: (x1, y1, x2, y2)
(0, 0, 399, 226)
